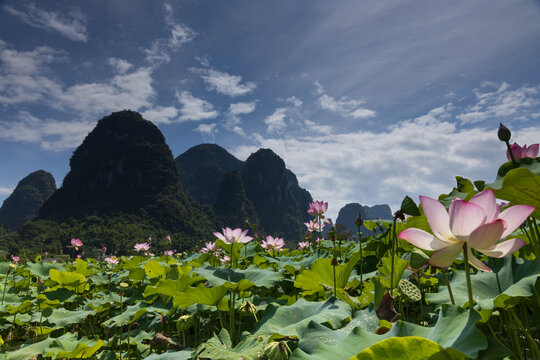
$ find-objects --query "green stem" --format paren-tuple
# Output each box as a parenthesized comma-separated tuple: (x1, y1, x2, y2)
(510, 307, 539, 359)
(229, 291, 236, 345)
(357, 229, 363, 287)
(462, 243, 474, 310)
(442, 268, 455, 305)
(526, 218, 540, 266)
(1, 270, 10, 305)
(390, 218, 397, 292)
(504, 140, 518, 167)
(333, 263, 337, 298)
(230, 243, 234, 269)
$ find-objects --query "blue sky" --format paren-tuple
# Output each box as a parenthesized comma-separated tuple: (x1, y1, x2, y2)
(1, 0, 540, 221)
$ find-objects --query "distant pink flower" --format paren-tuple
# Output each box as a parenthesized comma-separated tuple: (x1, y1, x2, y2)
(213, 227, 253, 244)
(200, 242, 217, 253)
(148, 252, 155, 257)
(304, 220, 325, 233)
(11, 255, 19, 263)
(104, 256, 119, 264)
(163, 250, 174, 256)
(297, 241, 310, 250)
(134, 242, 150, 252)
(261, 236, 285, 252)
(166, 235, 172, 244)
(70, 238, 83, 250)
(50, 259, 57, 263)
(101, 246, 107, 253)
(220, 255, 231, 264)
(399, 190, 534, 272)
(76, 255, 82, 259)
(507, 143, 539, 161)
(308, 200, 328, 217)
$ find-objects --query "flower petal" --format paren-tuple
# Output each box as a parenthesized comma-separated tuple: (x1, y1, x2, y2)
(398, 228, 450, 251)
(213, 232, 226, 242)
(467, 249, 492, 272)
(477, 238, 526, 258)
(449, 199, 486, 239)
(419, 196, 453, 240)
(499, 205, 535, 238)
(469, 190, 498, 223)
(429, 244, 462, 268)
(524, 143, 539, 158)
(468, 219, 506, 251)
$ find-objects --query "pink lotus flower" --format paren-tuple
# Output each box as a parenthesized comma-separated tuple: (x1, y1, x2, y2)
(101, 246, 107, 253)
(163, 250, 174, 256)
(134, 242, 150, 252)
(298, 241, 310, 250)
(304, 220, 325, 233)
(70, 238, 83, 250)
(308, 200, 328, 217)
(200, 242, 217, 253)
(507, 143, 539, 161)
(220, 255, 231, 264)
(398, 190, 534, 272)
(166, 235, 172, 244)
(104, 256, 119, 264)
(213, 227, 253, 244)
(11, 255, 19, 263)
(261, 236, 285, 252)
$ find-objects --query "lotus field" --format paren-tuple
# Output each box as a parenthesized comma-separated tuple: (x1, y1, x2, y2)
(1, 124, 539, 359)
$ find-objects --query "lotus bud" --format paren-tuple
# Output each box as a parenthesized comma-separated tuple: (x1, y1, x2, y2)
(355, 213, 363, 228)
(498, 123, 511, 142)
(331, 257, 339, 266)
(244, 219, 250, 229)
(394, 210, 405, 222)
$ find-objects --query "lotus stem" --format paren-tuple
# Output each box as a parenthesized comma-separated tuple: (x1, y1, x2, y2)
(442, 268, 455, 305)
(504, 140, 518, 167)
(390, 217, 397, 292)
(230, 243, 234, 269)
(1, 269, 10, 305)
(462, 243, 474, 310)
(357, 230, 363, 287)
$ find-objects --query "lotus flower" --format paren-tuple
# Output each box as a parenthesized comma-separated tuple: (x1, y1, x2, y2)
(11, 255, 19, 263)
(213, 227, 253, 244)
(298, 241, 310, 250)
(163, 250, 174, 256)
(220, 255, 231, 264)
(398, 190, 534, 272)
(308, 200, 328, 217)
(70, 238, 83, 250)
(104, 256, 119, 264)
(261, 236, 285, 252)
(304, 220, 325, 233)
(200, 241, 217, 253)
(134, 242, 150, 252)
(507, 142, 539, 161)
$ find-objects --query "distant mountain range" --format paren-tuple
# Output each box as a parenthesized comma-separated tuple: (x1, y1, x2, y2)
(334, 203, 393, 237)
(0, 110, 391, 254)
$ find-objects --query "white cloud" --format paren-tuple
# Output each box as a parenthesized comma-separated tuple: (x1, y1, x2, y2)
(193, 68, 256, 97)
(264, 108, 288, 133)
(457, 82, 540, 124)
(233, 104, 533, 220)
(144, 3, 196, 67)
(316, 82, 376, 119)
(177, 91, 219, 121)
(286, 96, 303, 108)
(194, 123, 217, 136)
(107, 58, 133, 74)
(0, 187, 13, 196)
(0, 111, 94, 151)
(229, 102, 256, 116)
(142, 106, 179, 124)
(5, 3, 88, 42)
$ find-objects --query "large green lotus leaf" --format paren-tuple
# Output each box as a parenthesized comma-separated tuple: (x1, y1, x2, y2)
(43, 336, 104, 359)
(145, 349, 194, 360)
(75, 259, 96, 277)
(26, 261, 66, 279)
(294, 253, 361, 295)
(197, 329, 268, 360)
(44, 308, 96, 327)
(49, 269, 86, 287)
(173, 283, 228, 310)
(144, 259, 167, 278)
(254, 297, 352, 337)
(0, 333, 76, 360)
(349, 336, 464, 360)
(485, 159, 540, 218)
(195, 265, 283, 288)
(426, 256, 539, 309)
(265, 252, 322, 271)
(144, 275, 203, 298)
(102, 303, 147, 328)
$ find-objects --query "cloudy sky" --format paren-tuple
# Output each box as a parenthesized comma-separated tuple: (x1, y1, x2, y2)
(1, 0, 540, 221)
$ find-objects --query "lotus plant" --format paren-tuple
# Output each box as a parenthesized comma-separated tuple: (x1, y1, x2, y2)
(507, 143, 539, 161)
(261, 236, 285, 256)
(307, 200, 328, 218)
(70, 238, 83, 250)
(104, 256, 119, 264)
(399, 189, 534, 308)
(298, 241, 310, 250)
(134, 242, 150, 253)
(213, 227, 253, 267)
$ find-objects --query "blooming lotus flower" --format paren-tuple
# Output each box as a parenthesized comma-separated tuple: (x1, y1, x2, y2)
(304, 220, 325, 233)
(11, 255, 19, 263)
(213, 227, 253, 244)
(200, 242, 217, 253)
(261, 236, 285, 251)
(298, 241, 310, 250)
(104, 256, 119, 264)
(308, 200, 328, 217)
(398, 190, 534, 272)
(163, 250, 174, 256)
(134, 242, 150, 252)
(220, 255, 231, 264)
(70, 238, 83, 250)
(507, 143, 539, 161)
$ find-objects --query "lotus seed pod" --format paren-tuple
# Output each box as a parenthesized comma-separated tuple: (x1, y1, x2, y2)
(398, 279, 421, 302)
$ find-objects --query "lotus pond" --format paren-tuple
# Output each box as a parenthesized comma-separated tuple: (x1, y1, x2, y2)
(0, 126, 539, 359)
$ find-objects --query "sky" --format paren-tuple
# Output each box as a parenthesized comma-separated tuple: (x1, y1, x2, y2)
(1, 0, 540, 221)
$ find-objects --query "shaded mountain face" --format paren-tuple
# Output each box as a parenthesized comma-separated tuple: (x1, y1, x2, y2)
(176, 144, 243, 205)
(241, 148, 305, 242)
(0, 170, 56, 230)
(335, 203, 393, 237)
(214, 170, 258, 228)
(37, 110, 213, 236)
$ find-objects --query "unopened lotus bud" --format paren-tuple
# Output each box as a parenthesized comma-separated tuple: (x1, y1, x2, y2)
(394, 210, 405, 222)
(244, 219, 250, 228)
(498, 123, 511, 142)
(331, 257, 339, 266)
(355, 213, 363, 228)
